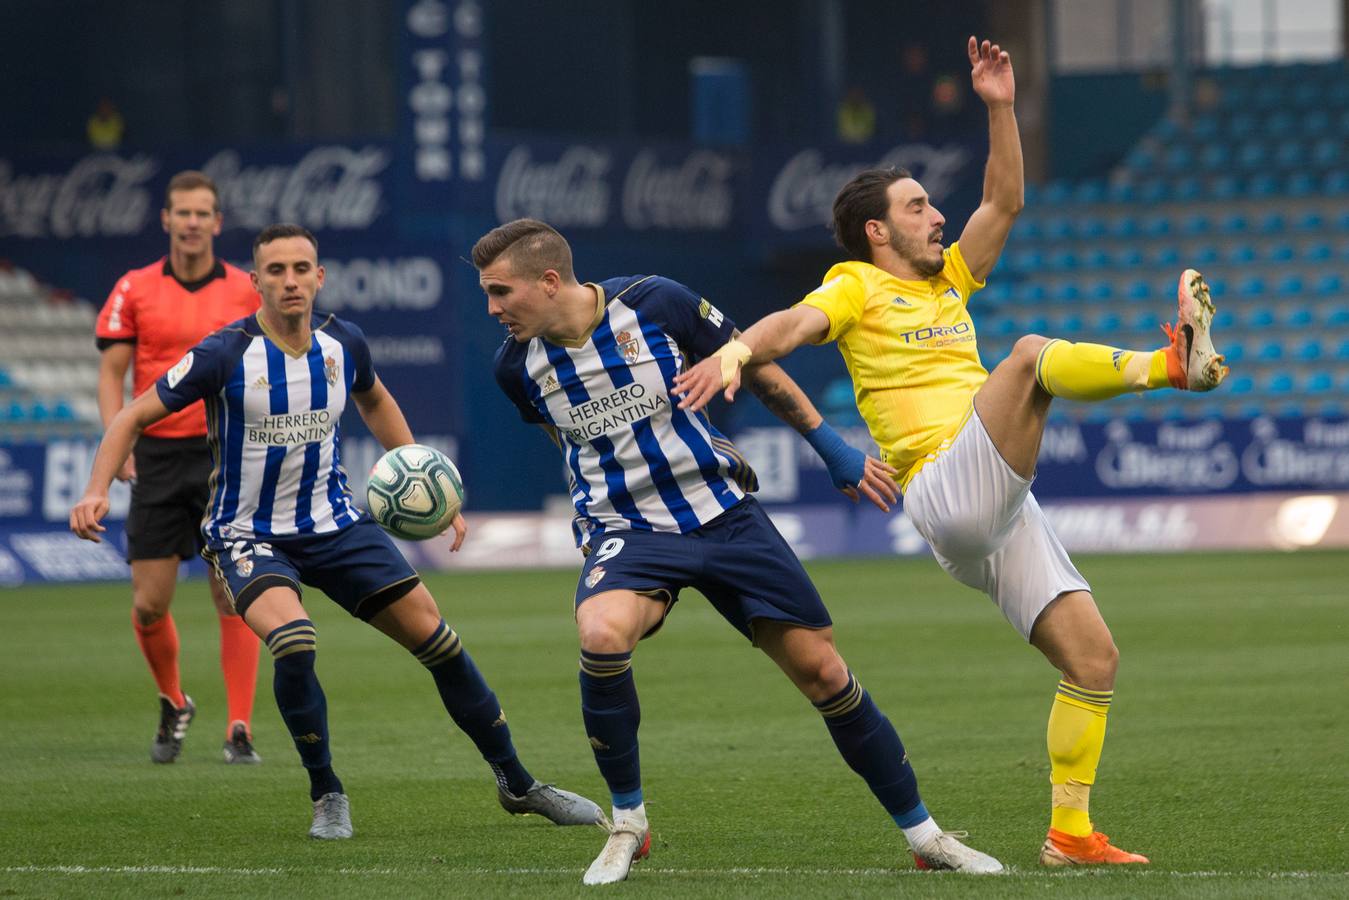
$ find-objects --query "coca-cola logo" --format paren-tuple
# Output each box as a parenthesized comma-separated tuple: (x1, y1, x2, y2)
(622, 150, 732, 230)
(495, 146, 610, 227)
(767, 144, 972, 231)
(202, 146, 389, 232)
(0, 155, 157, 239)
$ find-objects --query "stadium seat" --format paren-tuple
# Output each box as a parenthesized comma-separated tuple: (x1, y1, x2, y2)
(1323, 303, 1349, 326)
(1087, 280, 1113, 302)
(1153, 245, 1180, 267)
(1257, 213, 1286, 234)
(1277, 275, 1304, 296)
(1143, 216, 1171, 237)
(1283, 305, 1314, 327)
(1316, 275, 1349, 295)
(1126, 279, 1152, 300)
(1274, 142, 1306, 170)
(1110, 216, 1140, 238)
(1226, 243, 1256, 264)
(1073, 181, 1106, 204)
(1014, 282, 1046, 305)
(1198, 143, 1230, 170)
(1228, 111, 1257, 137)
(1225, 373, 1254, 395)
(1043, 181, 1073, 204)
(1322, 170, 1349, 195)
(1335, 338, 1349, 360)
(1082, 248, 1111, 269)
(1115, 247, 1144, 269)
(1294, 211, 1324, 232)
(1239, 276, 1267, 298)
(1304, 243, 1333, 262)
(1237, 141, 1268, 170)
(1191, 115, 1219, 140)
(1172, 176, 1203, 201)
(1047, 250, 1078, 272)
(1303, 109, 1331, 137)
(1106, 180, 1136, 203)
(1044, 218, 1073, 240)
(1213, 308, 1236, 330)
(1206, 276, 1228, 298)
(1079, 217, 1107, 238)
(1210, 174, 1242, 200)
(1293, 337, 1322, 360)
(1138, 178, 1169, 203)
(1182, 213, 1212, 235)
(1265, 371, 1295, 394)
(1312, 139, 1343, 169)
(1305, 371, 1334, 394)
(1091, 310, 1122, 331)
(1256, 339, 1284, 361)
(1285, 172, 1317, 196)
(1267, 243, 1295, 262)
(1247, 173, 1280, 197)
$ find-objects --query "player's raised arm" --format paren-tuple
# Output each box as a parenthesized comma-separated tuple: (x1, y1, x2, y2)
(954, 35, 1024, 284)
(672, 306, 830, 411)
(71, 389, 171, 541)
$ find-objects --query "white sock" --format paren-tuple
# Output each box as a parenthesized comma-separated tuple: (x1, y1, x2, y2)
(613, 802, 647, 827)
(901, 815, 941, 852)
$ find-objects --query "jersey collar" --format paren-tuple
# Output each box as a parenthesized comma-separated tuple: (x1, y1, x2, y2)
(162, 257, 226, 293)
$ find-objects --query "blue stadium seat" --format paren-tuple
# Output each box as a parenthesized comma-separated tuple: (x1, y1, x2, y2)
(1087, 280, 1113, 302)
(1219, 212, 1249, 233)
(1050, 283, 1081, 303)
(1130, 310, 1155, 331)
(1277, 275, 1304, 296)
(1320, 273, 1348, 299)
(981, 282, 1013, 305)
(1227, 243, 1257, 263)
(1138, 178, 1169, 203)
(989, 316, 1018, 337)
(1312, 139, 1343, 169)
(1245, 304, 1275, 326)
(1079, 217, 1107, 239)
(1335, 211, 1349, 232)
(1339, 109, 1349, 135)
(1304, 243, 1333, 262)
(1016, 218, 1043, 241)
(1274, 142, 1306, 169)
(1214, 174, 1241, 198)
(1082, 248, 1111, 269)
(1171, 177, 1203, 201)
(1191, 115, 1219, 140)
(1153, 245, 1180, 267)
(1335, 337, 1349, 359)
(1105, 180, 1136, 203)
(1182, 213, 1212, 235)
(1056, 313, 1084, 335)
(1206, 276, 1228, 298)
(1266, 111, 1296, 133)
(1285, 172, 1317, 197)
(1126, 279, 1152, 300)
(1092, 310, 1122, 331)
(1283, 305, 1314, 327)
(1213, 308, 1236, 330)
(52, 401, 75, 421)
(1254, 83, 1284, 109)
(1011, 249, 1043, 272)
(1044, 218, 1073, 240)
(1115, 247, 1144, 269)
(1221, 340, 1245, 364)
(1024, 315, 1050, 334)
(1228, 111, 1257, 136)
(1191, 244, 1220, 265)
(1267, 243, 1295, 262)
(1047, 250, 1078, 272)
(1043, 181, 1073, 204)
(1322, 171, 1349, 195)
(1198, 143, 1230, 170)
(1143, 216, 1171, 237)
(1257, 213, 1286, 234)
(1293, 337, 1322, 360)
(1302, 109, 1331, 137)
(1164, 145, 1195, 172)
(1294, 211, 1324, 232)
(1305, 371, 1334, 394)
(1265, 371, 1295, 393)
(1110, 216, 1140, 238)
(1291, 81, 1323, 108)
(1126, 146, 1158, 170)
(1237, 141, 1268, 170)
(1256, 339, 1284, 361)
(0, 369, 10, 387)
(1321, 302, 1349, 326)
(1014, 282, 1046, 305)
(1225, 373, 1254, 395)
(1247, 173, 1280, 197)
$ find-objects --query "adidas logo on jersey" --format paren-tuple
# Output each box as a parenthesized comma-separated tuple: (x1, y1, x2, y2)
(540, 373, 562, 396)
(250, 375, 271, 390)
(892, 295, 912, 306)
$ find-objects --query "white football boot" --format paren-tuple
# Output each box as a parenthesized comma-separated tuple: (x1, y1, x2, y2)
(583, 806, 651, 885)
(912, 830, 1005, 874)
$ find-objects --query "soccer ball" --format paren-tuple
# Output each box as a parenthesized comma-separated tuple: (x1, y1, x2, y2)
(365, 444, 464, 540)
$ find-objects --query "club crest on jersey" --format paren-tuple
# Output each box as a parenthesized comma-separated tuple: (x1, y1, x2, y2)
(324, 355, 339, 387)
(236, 557, 253, 577)
(616, 330, 640, 365)
(697, 298, 725, 326)
(540, 372, 562, 396)
(166, 352, 194, 388)
(585, 565, 606, 588)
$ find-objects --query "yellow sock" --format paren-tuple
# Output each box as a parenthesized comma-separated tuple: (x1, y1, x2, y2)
(1035, 339, 1170, 401)
(1047, 679, 1112, 837)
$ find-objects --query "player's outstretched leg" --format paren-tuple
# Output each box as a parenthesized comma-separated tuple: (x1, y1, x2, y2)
(265, 619, 348, 838)
(411, 618, 602, 826)
(579, 650, 650, 885)
(814, 672, 1004, 874)
(1033, 268, 1227, 404)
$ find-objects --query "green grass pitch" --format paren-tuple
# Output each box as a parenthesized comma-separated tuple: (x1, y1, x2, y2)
(2, 550, 1346, 898)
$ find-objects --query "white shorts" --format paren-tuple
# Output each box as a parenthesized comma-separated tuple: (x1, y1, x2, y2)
(902, 408, 1090, 640)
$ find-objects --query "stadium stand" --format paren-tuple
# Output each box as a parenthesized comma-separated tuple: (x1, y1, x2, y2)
(986, 60, 1349, 421)
(0, 262, 103, 441)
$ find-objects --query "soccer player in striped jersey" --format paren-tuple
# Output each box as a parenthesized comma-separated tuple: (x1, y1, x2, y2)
(96, 170, 263, 765)
(676, 37, 1229, 867)
(73, 223, 602, 840)
(475, 218, 1003, 884)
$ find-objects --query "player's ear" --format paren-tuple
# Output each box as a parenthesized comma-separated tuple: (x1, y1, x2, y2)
(211, 210, 223, 237)
(314, 265, 325, 291)
(865, 218, 887, 246)
(540, 268, 560, 295)
(161, 206, 170, 234)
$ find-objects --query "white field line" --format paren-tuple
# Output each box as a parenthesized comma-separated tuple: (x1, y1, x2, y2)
(4, 865, 1346, 879)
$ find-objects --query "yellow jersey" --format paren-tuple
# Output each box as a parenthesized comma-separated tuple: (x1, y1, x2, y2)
(796, 243, 988, 489)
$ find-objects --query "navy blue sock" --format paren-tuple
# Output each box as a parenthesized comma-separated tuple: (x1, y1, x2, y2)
(414, 619, 533, 796)
(815, 673, 928, 827)
(266, 620, 343, 801)
(579, 651, 642, 809)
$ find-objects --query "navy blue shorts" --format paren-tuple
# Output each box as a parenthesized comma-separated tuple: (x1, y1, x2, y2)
(575, 497, 831, 643)
(202, 517, 420, 621)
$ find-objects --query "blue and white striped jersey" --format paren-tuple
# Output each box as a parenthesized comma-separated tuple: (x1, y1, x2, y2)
(494, 275, 757, 547)
(156, 313, 373, 542)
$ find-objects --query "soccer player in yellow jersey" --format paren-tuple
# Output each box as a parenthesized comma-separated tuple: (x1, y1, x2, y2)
(675, 36, 1229, 867)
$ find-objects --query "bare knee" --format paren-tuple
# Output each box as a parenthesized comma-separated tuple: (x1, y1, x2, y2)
(1008, 333, 1052, 373)
(776, 641, 850, 703)
(132, 594, 171, 627)
(1063, 640, 1119, 691)
(576, 614, 638, 655)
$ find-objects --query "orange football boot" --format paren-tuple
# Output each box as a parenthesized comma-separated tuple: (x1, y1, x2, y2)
(1039, 829, 1150, 866)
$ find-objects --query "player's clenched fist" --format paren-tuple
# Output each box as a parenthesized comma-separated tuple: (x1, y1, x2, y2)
(70, 493, 110, 542)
